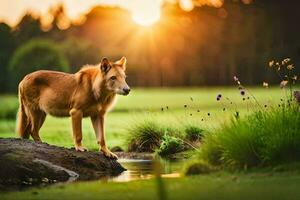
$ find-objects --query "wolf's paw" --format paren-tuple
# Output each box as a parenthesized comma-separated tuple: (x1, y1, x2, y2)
(101, 147, 118, 159)
(75, 146, 88, 152)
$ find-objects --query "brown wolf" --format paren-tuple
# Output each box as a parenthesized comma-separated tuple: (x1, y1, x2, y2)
(16, 57, 130, 158)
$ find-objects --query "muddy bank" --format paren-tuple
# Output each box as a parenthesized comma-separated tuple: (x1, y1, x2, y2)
(0, 138, 125, 190)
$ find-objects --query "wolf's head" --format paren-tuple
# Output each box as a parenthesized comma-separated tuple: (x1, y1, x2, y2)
(100, 57, 130, 96)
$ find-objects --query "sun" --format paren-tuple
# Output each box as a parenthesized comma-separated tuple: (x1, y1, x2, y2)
(132, 11, 160, 26)
(129, 0, 161, 27)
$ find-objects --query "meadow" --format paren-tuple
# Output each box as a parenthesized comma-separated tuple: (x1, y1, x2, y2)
(1, 87, 300, 200)
(0, 87, 285, 150)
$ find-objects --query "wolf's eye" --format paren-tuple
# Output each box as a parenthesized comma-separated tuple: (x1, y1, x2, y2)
(110, 76, 117, 80)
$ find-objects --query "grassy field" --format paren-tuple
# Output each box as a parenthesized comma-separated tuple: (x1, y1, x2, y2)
(3, 169, 300, 200)
(1, 87, 299, 199)
(0, 87, 286, 150)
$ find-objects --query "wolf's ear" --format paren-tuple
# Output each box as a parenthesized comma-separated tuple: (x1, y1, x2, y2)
(100, 57, 111, 74)
(115, 57, 127, 70)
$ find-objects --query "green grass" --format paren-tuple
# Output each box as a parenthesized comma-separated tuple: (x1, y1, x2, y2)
(1, 87, 299, 199)
(0, 87, 287, 150)
(2, 170, 300, 200)
(199, 104, 300, 168)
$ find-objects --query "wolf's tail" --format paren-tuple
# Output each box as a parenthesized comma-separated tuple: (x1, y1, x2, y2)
(16, 83, 31, 139)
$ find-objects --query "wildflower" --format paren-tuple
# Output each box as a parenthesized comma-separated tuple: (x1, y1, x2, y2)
(166, 106, 169, 109)
(242, 98, 245, 101)
(190, 114, 193, 116)
(161, 108, 164, 111)
(238, 86, 243, 90)
(263, 82, 269, 88)
(280, 80, 288, 88)
(233, 76, 239, 81)
(240, 90, 245, 96)
(207, 113, 210, 116)
(197, 110, 200, 112)
(269, 60, 274, 67)
(247, 97, 250, 100)
(223, 108, 226, 111)
(216, 94, 222, 101)
(276, 62, 280, 66)
(237, 81, 241, 85)
(190, 97, 193, 101)
(292, 75, 298, 81)
(294, 91, 300, 103)
(264, 105, 267, 108)
(287, 64, 294, 70)
(201, 119, 204, 121)
(184, 105, 187, 108)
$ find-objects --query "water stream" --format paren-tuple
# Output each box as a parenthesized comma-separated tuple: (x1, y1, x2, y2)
(109, 158, 183, 182)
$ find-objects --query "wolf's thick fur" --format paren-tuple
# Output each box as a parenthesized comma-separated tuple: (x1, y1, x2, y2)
(16, 57, 130, 158)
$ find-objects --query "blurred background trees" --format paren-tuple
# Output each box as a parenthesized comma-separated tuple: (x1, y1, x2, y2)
(0, 0, 299, 93)
(9, 39, 69, 90)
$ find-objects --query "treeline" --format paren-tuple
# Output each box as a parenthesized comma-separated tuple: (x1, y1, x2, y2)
(0, 0, 299, 93)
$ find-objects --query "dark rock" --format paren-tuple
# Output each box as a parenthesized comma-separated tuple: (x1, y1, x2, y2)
(0, 138, 126, 190)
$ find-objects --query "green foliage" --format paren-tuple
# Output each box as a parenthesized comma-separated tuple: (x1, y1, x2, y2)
(127, 120, 166, 152)
(0, 96, 19, 119)
(156, 134, 184, 156)
(126, 119, 201, 154)
(0, 23, 16, 93)
(199, 105, 300, 168)
(183, 160, 215, 175)
(60, 37, 100, 72)
(184, 125, 204, 142)
(9, 39, 69, 86)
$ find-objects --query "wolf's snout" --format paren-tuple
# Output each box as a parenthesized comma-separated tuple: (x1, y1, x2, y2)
(123, 87, 131, 95)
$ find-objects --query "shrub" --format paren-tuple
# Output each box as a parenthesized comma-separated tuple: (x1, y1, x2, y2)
(127, 120, 166, 152)
(183, 160, 215, 175)
(127, 120, 204, 154)
(9, 39, 69, 88)
(0, 96, 19, 120)
(184, 125, 204, 142)
(156, 134, 184, 156)
(199, 105, 300, 168)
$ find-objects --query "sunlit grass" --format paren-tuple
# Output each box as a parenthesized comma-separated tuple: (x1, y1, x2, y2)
(199, 104, 300, 168)
(0, 87, 287, 150)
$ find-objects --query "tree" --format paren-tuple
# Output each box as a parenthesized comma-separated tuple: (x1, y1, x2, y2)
(13, 13, 44, 45)
(0, 23, 15, 93)
(9, 39, 69, 91)
(60, 37, 100, 72)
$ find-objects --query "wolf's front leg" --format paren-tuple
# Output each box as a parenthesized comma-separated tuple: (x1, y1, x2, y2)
(70, 109, 87, 152)
(91, 112, 118, 159)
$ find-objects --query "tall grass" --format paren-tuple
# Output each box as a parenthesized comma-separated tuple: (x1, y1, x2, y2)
(126, 119, 203, 155)
(200, 104, 300, 168)
(127, 120, 167, 152)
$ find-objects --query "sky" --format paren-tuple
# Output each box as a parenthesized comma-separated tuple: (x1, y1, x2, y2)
(0, 0, 164, 26)
(0, 0, 226, 27)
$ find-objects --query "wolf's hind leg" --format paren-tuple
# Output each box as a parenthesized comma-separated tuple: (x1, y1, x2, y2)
(30, 110, 46, 141)
(70, 109, 87, 152)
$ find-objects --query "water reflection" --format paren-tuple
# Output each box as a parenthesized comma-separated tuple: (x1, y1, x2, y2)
(108, 158, 183, 182)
